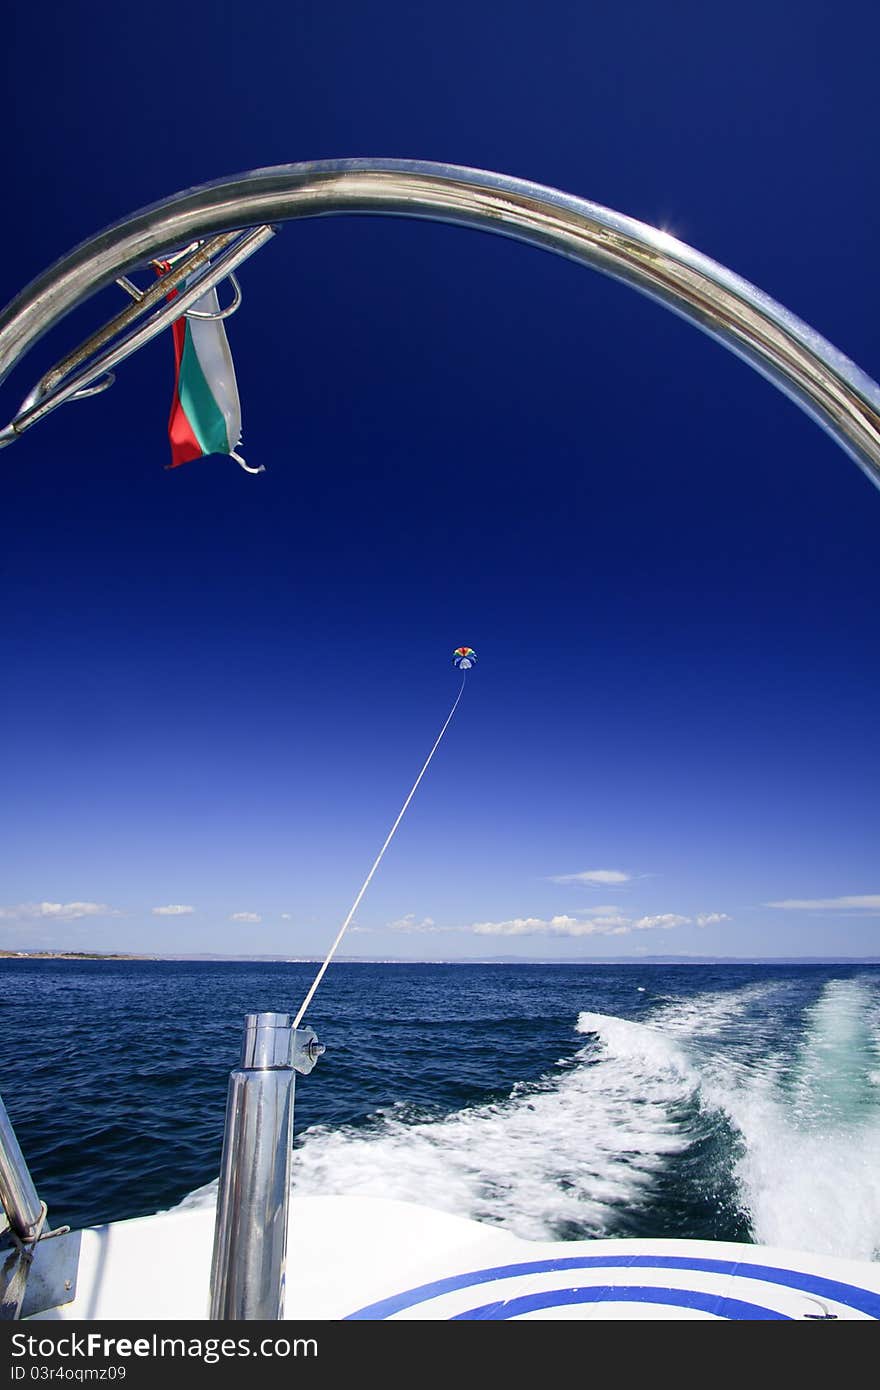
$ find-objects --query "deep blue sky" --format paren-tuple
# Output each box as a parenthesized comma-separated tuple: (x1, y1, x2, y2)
(2, 1, 878, 960)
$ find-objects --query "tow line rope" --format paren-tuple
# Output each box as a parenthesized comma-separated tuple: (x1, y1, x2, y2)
(292, 671, 468, 1028)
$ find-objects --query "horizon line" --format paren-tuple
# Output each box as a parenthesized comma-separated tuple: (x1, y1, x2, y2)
(2, 950, 880, 965)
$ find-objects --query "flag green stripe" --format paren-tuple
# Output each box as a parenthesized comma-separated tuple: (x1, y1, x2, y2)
(178, 326, 231, 456)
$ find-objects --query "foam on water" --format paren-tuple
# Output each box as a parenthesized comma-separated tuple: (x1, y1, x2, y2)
(637, 975, 880, 1260)
(289, 1010, 704, 1239)
(177, 976, 880, 1260)
(707, 979, 880, 1262)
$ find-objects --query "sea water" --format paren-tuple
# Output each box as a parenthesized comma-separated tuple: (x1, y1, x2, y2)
(2, 960, 879, 1261)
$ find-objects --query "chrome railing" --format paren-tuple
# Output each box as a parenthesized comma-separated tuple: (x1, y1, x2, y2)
(0, 1092, 80, 1320)
(0, 160, 879, 491)
(0, 1093, 44, 1244)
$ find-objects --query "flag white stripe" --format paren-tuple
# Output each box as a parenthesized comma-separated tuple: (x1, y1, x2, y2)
(187, 286, 242, 453)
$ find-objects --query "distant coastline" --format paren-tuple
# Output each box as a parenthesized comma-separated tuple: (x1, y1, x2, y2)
(2, 950, 879, 966)
(0, 950, 149, 961)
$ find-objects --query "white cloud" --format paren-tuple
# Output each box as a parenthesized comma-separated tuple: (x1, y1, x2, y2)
(0, 901, 118, 921)
(467, 908, 731, 939)
(695, 912, 732, 927)
(470, 915, 620, 938)
(388, 914, 437, 933)
(230, 912, 262, 923)
(280, 913, 292, 921)
(631, 914, 691, 931)
(765, 895, 880, 912)
(152, 904, 195, 916)
(548, 869, 631, 886)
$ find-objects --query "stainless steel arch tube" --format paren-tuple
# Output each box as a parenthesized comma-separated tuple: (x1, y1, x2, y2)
(209, 1013, 296, 1320)
(1, 159, 879, 488)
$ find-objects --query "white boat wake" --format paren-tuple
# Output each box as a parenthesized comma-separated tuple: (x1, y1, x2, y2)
(178, 977, 880, 1262)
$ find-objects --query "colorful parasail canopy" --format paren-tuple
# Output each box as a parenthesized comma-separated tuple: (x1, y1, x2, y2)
(154, 260, 261, 473)
(453, 646, 477, 670)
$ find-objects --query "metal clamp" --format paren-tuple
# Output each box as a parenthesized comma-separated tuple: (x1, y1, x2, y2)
(292, 1026, 325, 1075)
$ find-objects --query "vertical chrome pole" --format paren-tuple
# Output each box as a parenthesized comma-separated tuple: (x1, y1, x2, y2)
(0, 1092, 43, 1241)
(209, 1013, 322, 1320)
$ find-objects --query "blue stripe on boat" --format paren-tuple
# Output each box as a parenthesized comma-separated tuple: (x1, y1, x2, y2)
(451, 1285, 789, 1320)
(345, 1253, 880, 1320)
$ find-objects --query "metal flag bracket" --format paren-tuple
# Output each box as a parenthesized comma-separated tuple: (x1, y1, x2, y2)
(184, 271, 243, 321)
(0, 225, 275, 447)
(117, 252, 244, 322)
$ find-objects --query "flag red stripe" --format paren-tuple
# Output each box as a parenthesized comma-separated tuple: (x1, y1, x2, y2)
(154, 262, 203, 469)
(167, 317, 202, 468)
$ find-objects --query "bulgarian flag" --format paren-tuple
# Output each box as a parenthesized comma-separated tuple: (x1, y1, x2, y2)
(154, 260, 261, 473)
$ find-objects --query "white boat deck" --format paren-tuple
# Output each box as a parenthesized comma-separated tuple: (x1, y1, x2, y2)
(28, 1196, 880, 1321)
